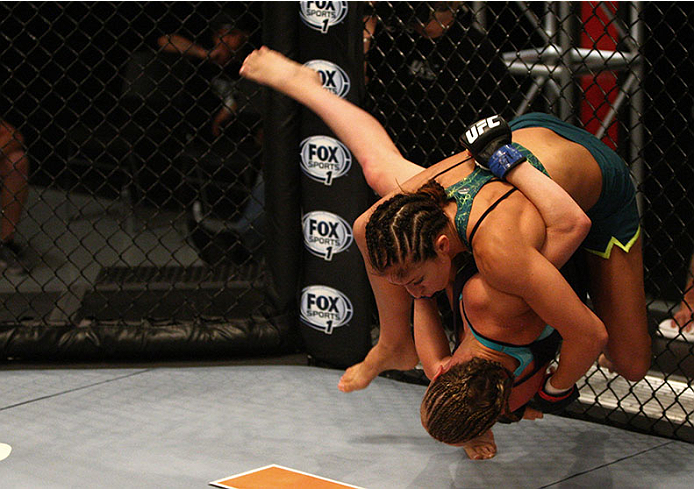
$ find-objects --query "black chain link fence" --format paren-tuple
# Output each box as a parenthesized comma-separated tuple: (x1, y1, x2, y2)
(1, 2, 692, 441)
(365, 1, 694, 442)
(0, 2, 266, 331)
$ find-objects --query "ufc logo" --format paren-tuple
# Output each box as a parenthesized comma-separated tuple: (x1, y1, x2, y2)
(464, 116, 501, 144)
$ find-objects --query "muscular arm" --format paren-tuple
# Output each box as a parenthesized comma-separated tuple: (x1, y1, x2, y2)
(474, 207, 607, 390)
(157, 34, 208, 59)
(413, 297, 451, 380)
(505, 162, 591, 268)
(497, 162, 598, 388)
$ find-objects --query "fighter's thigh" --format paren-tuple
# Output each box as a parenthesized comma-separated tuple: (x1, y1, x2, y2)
(585, 237, 651, 371)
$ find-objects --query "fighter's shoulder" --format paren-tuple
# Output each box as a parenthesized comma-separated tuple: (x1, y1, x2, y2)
(471, 187, 544, 253)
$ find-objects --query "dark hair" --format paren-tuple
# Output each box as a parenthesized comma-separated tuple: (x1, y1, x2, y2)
(365, 180, 450, 274)
(420, 357, 513, 445)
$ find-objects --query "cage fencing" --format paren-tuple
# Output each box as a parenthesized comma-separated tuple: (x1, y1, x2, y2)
(0, 2, 692, 442)
(364, 1, 694, 443)
(0, 2, 295, 359)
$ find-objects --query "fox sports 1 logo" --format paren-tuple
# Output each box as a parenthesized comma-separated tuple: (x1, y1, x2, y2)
(302, 210, 353, 261)
(300, 135, 352, 186)
(299, 1, 348, 33)
(300, 285, 354, 334)
(303, 59, 351, 98)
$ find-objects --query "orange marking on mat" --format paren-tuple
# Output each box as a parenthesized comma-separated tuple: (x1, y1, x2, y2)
(210, 465, 365, 489)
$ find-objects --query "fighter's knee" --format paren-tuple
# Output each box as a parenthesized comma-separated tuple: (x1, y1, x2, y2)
(615, 352, 651, 382)
(621, 364, 649, 382)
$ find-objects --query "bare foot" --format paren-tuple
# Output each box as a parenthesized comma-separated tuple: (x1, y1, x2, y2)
(338, 361, 378, 393)
(673, 305, 694, 332)
(338, 342, 418, 393)
(598, 353, 615, 373)
(239, 46, 321, 93)
(461, 430, 497, 460)
(522, 406, 544, 421)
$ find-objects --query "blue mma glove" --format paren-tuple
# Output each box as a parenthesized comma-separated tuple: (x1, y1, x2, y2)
(460, 115, 512, 167)
(529, 376, 579, 414)
(487, 144, 527, 179)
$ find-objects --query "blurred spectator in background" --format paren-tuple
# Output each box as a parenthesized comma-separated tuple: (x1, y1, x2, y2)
(157, 5, 261, 140)
(157, 4, 264, 262)
(0, 118, 29, 275)
(672, 253, 694, 332)
(364, 2, 517, 166)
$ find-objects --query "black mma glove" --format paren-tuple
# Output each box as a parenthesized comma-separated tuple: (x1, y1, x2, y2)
(529, 375, 579, 414)
(460, 115, 512, 168)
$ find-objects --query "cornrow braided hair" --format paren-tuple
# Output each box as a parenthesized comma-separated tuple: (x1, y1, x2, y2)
(420, 357, 514, 445)
(365, 179, 451, 274)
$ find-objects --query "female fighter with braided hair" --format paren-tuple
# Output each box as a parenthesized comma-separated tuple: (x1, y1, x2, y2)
(372, 168, 586, 459)
(240, 47, 652, 458)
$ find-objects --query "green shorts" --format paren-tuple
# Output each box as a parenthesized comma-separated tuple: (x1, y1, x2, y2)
(510, 113, 640, 259)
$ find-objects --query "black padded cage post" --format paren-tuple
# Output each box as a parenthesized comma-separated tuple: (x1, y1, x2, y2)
(296, 2, 375, 369)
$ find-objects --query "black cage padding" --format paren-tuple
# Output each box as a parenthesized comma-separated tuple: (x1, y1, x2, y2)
(0, 316, 299, 362)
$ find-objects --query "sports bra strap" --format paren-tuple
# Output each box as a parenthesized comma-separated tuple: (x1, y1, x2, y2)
(468, 188, 518, 247)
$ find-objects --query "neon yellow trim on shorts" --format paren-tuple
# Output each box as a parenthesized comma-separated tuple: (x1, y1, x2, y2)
(584, 225, 641, 259)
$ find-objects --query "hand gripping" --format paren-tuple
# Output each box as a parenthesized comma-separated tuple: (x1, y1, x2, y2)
(460, 115, 512, 167)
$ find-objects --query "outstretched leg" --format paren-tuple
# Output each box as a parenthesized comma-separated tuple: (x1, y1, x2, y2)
(240, 47, 422, 197)
(241, 47, 425, 391)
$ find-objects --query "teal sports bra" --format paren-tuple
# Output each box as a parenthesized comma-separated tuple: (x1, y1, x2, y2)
(467, 320, 556, 378)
